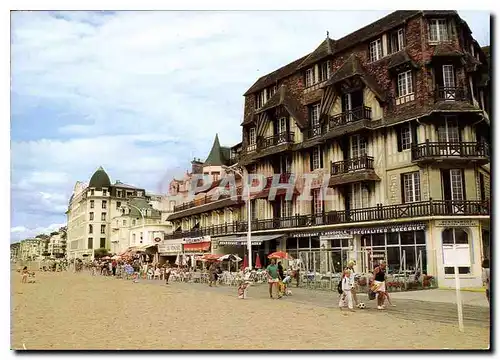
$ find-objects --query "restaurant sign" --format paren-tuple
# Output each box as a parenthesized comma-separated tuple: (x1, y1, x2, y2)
(294, 223, 426, 237)
(158, 243, 182, 254)
(183, 236, 211, 244)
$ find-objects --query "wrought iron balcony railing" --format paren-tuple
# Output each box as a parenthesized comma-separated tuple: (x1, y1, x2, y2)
(327, 106, 371, 129)
(165, 199, 490, 239)
(435, 86, 469, 102)
(257, 132, 294, 150)
(331, 155, 374, 175)
(411, 141, 490, 161)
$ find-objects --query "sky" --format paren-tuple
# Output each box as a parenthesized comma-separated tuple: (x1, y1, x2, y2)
(10, 10, 490, 242)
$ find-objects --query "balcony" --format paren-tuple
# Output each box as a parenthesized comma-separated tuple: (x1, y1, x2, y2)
(165, 199, 490, 239)
(304, 124, 328, 141)
(327, 106, 372, 128)
(257, 132, 294, 150)
(411, 141, 489, 165)
(329, 155, 380, 187)
(435, 86, 469, 102)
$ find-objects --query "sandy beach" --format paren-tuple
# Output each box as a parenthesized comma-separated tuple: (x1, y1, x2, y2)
(11, 271, 490, 350)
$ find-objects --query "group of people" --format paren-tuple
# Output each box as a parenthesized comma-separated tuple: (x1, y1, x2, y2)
(338, 259, 394, 311)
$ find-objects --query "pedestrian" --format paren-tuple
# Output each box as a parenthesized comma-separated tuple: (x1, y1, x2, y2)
(21, 266, 28, 284)
(208, 262, 217, 287)
(346, 260, 359, 307)
(482, 259, 490, 304)
(371, 260, 387, 310)
(165, 264, 172, 285)
(339, 268, 355, 312)
(266, 258, 280, 299)
(277, 261, 284, 281)
(291, 258, 301, 287)
(112, 259, 117, 276)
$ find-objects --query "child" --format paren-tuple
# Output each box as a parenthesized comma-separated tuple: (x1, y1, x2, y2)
(237, 270, 252, 299)
(21, 266, 28, 284)
(339, 269, 355, 312)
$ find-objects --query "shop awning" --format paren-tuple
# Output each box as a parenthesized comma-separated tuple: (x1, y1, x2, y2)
(216, 234, 284, 246)
(183, 241, 211, 252)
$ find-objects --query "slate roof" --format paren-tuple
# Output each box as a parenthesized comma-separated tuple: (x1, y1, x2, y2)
(297, 37, 336, 70)
(433, 43, 464, 57)
(127, 197, 161, 219)
(255, 85, 307, 128)
(89, 166, 111, 189)
(387, 50, 418, 70)
(204, 134, 227, 166)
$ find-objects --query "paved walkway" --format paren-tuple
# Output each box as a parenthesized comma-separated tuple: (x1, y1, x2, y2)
(135, 278, 490, 328)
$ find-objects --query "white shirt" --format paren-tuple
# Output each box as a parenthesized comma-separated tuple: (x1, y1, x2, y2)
(341, 276, 352, 291)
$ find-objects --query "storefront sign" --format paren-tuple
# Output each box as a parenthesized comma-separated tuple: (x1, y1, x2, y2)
(158, 243, 182, 254)
(183, 236, 211, 244)
(319, 231, 353, 241)
(183, 241, 211, 252)
(435, 220, 479, 228)
(294, 223, 426, 237)
(218, 240, 263, 246)
(443, 245, 471, 266)
(154, 237, 162, 243)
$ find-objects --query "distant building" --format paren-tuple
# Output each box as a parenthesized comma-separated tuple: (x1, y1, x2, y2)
(10, 242, 20, 261)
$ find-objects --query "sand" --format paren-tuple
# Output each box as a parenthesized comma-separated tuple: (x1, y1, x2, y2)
(11, 271, 490, 350)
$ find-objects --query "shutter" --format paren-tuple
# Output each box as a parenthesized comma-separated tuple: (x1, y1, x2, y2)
(341, 137, 349, 160)
(343, 186, 351, 211)
(273, 201, 279, 218)
(442, 169, 452, 201)
(309, 150, 313, 171)
(410, 121, 418, 145)
(461, 169, 466, 200)
(400, 174, 406, 203)
(319, 146, 324, 168)
(395, 125, 403, 152)
(310, 189, 315, 215)
(341, 94, 347, 112)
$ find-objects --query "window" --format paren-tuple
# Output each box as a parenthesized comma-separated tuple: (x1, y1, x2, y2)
(250, 199, 257, 220)
(101, 213, 106, 221)
(116, 201, 121, 209)
(319, 61, 331, 82)
(249, 127, 256, 145)
(312, 188, 323, 214)
(350, 134, 367, 158)
(103, 189, 107, 196)
(100, 225, 106, 234)
(311, 146, 322, 170)
(442, 228, 470, 274)
(309, 103, 320, 127)
(450, 169, 464, 201)
(123, 219, 127, 226)
(212, 172, 220, 181)
(255, 90, 266, 109)
(266, 85, 277, 100)
(89, 212, 94, 221)
(305, 67, 316, 87)
(132, 234, 136, 244)
(389, 28, 405, 54)
(90, 200, 94, 209)
(429, 19, 449, 42)
(87, 238, 93, 249)
(102, 200, 107, 209)
(132, 219, 136, 226)
(278, 117, 287, 134)
(402, 172, 421, 203)
(397, 71, 413, 97)
(88, 224, 93, 234)
(280, 198, 293, 218)
(117, 190, 121, 197)
(90, 189, 95, 196)
(369, 38, 383, 62)
(350, 183, 369, 209)
(100, 238, 106, 248)
(399, 123, 412, 150)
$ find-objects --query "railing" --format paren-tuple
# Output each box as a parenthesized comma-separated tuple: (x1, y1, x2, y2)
(165, 199, 490, 239)
(327, 106, 371, 128)
(305, 124, 328, 140)
(435, 86, 469, 102)
(411, 141, 490, 161)
(257, 132, 294, 150)
(331, 155, 375, 175)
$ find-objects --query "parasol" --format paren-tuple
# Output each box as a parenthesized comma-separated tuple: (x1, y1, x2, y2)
(241, 254, 248, 270)
(201, 254, 221, 262)
(255, 254, 262, 269)
(101, 256, 111, 260)
(267, 251, 291, 260)
(218, 254, 242, 262)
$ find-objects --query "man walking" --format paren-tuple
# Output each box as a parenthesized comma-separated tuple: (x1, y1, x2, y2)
(266, 259, 280, 299)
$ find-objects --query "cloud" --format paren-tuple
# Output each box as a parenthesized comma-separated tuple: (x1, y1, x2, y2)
(10, 11, 490, 242)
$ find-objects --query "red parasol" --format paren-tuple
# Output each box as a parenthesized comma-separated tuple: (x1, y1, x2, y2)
(267, 251, 291, 260)
(255, 254, 262, 269)
(241, 254, 248, 270)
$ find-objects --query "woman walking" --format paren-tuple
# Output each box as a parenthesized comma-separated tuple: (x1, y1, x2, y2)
(371, 260, 387, 310)
(346, 260, 359, 307)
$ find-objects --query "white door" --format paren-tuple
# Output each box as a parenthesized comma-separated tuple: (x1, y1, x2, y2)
(350, 134, 367, 169)
(442, 65, 456, 100)
(450, 169, 464, 214)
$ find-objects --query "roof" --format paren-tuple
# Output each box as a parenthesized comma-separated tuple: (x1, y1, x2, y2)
(243, 55, 308, 96)
(204, 134, 228, 166)
(243, 11, 461, 97)
(387, 50, 418, 70)
(167, 197, 243, 221)
(297, 37, 336, 70)
(127, 197, 161, 219)
(255, 85, 307, 128)
(89, 166, 111, 189)
(433, 43, 464, 57)
(114, 181, 141, 190)
(324, 54, 386, 101)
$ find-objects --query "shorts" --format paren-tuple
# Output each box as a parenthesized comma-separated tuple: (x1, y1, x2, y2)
(268, 278, 279, 284)
(372, 280, 386, 293)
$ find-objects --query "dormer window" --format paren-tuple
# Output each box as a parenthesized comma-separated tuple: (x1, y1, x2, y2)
(102, 188, 107, 196)
(429, 19, 449, 43)
(369, 38, 383, 62)
(305, 67, 317, 87)
(255, 90, 266, 109)
(266, 85, 277, 100)
(389, 28, 405, 54)
(319, 61, 331, 82)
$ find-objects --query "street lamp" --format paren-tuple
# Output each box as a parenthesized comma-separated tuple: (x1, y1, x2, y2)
(222, 164, 252, 270)
(122, 204, 147, 247)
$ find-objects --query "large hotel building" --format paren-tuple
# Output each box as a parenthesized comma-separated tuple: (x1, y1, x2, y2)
(166, 10, 490, 288)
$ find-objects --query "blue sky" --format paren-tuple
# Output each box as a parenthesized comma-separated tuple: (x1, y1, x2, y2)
(10, 10, 490, 242)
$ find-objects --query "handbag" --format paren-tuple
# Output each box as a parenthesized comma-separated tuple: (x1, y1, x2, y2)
(368, 289, 376, 300)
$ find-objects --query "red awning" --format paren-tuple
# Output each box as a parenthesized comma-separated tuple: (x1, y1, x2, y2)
(183, 241, 211, 252)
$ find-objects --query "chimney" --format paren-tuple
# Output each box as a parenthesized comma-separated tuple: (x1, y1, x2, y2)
(191, 158, 204, 174)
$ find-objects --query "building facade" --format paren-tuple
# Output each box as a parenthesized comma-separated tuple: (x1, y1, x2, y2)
(66, 166, 149, 259)
(166, 11, 490, 288)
